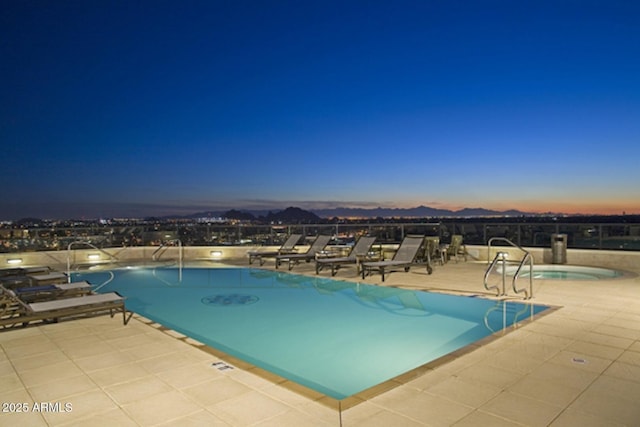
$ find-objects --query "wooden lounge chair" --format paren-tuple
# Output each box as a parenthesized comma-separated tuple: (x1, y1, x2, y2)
(0, 286, 131, 329)
(1, 267, 56, 289)
(0, 266, 52, 278)
(361, 235, 424, 282)
(0, 275, 31, 290)
(275, 235, 332, 270)
(14, 281, 93, 302)
(315, 236, 377, 276)
(27, 271, 68, 285)
(247, 234, 302, 265)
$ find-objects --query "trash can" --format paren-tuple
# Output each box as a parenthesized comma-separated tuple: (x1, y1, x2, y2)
(551, 234, 567, 264)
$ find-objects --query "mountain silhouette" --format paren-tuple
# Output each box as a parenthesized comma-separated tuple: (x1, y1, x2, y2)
(186, 205, 529, 222)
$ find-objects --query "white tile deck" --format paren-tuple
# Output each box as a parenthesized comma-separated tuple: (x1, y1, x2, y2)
(1, 259, 639, 426)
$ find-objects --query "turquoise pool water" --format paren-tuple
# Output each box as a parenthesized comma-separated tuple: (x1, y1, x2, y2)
(73, 267, 550, 400)
(504, 265, 623, 280)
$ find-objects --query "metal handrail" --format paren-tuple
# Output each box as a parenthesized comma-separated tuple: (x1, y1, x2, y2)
(92, 270, 115, 292)
(152, 239, 182, 282)
(483, 302, 507, 333)
(512, 252, 534, 299)
(485, 237, 534, 299)
(483, 299, 536, 334)
(67, 241, 119, 282)
(483, 253, 506, 296)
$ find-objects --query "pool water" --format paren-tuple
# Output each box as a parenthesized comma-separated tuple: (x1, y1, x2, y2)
(73, 267, 550, 400)
(505, 265, 623, 280)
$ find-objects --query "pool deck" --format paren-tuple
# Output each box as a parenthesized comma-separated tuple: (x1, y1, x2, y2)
(2, 260, 640, 426)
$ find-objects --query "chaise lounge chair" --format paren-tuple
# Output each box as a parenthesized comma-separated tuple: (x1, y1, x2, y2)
(0, 266, 51, 278)
(315, 236, 377, 276)
(1, 268, 65, 290)
(14, 281, 93, 302)
(275, 235, 332, 270)
(361, 235, 424, 282)
(247, 234, 302, 265)
(0, 285, 131, 329)
(27, 271, 68, 285)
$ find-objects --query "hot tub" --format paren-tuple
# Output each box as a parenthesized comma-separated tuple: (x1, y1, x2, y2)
(505, 264, 624, 280)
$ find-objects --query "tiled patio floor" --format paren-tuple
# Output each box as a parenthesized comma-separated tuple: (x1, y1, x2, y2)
(1, 260, 639, 426)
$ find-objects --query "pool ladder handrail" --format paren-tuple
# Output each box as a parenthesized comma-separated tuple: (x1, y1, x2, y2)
(484, 237, 534, 299)
(66, 241, 119, 282)
(92, 270, 115, 292)
(152, 239, 183, 282)
(483, 299, 538, 333)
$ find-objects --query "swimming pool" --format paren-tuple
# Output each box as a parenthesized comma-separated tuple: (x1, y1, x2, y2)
(504, 264, 624, 280)
(73, 267, 550, 400)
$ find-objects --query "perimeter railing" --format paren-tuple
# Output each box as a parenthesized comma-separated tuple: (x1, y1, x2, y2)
(3, 220, 640, 254)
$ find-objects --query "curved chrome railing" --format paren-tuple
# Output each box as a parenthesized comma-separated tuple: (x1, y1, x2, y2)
(485, 237, 534, 299)
(66, 241, 119, 282)
(152, 239, 183, 282)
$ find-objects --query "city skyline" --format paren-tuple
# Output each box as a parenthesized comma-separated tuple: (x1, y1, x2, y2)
(2, 1, 640, 220)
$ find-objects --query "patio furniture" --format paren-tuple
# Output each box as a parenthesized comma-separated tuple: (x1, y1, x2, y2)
(276, 235, 332, 270)
(14, 281, 93, 302)
(446, 234, 467, 262)
(248, 234, 303, 265)
(315, 236, 377, 276)
(0, 286, 131, 329)
(28, 272, 68, 285)
(361, 235, 424, 281)
(425, 236, 445, 266)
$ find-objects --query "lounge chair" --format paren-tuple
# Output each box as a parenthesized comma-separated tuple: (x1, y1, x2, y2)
(361, 235, 424, 281)
(0, 285, 131, 328)
(275, 235, 332, 270)
(247, 234, 302, 265)
(28, 271, 68, 285)
(315, 236, 377, 276)
(1, 268, 63, 290)
(0, 266, 52, 278)
(0, 275, 31, 290)
(14, 281, 93, 302)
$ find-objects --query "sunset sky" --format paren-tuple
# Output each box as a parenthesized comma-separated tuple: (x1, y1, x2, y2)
(2, 0, 639, 219)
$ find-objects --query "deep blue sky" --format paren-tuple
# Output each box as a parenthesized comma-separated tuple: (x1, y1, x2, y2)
(2, 0, 639, 219)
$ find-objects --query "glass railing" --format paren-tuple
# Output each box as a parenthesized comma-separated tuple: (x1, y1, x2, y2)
(2, 221, 640, 253)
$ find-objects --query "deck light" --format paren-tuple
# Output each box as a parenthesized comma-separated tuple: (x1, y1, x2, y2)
(210, 250, 222, 259)
(7, 258, 22, 265)
(87, 254, 100, 260)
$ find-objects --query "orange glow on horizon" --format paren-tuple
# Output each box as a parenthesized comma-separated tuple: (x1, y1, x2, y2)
(506, 200, 640, 216)
(389, 198, 640, 216)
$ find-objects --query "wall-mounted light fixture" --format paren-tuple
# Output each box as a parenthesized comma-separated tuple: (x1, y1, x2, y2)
(87, 254, 101, 261)
(7, 258, 23, 265)
(210, 251, 223, 259)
